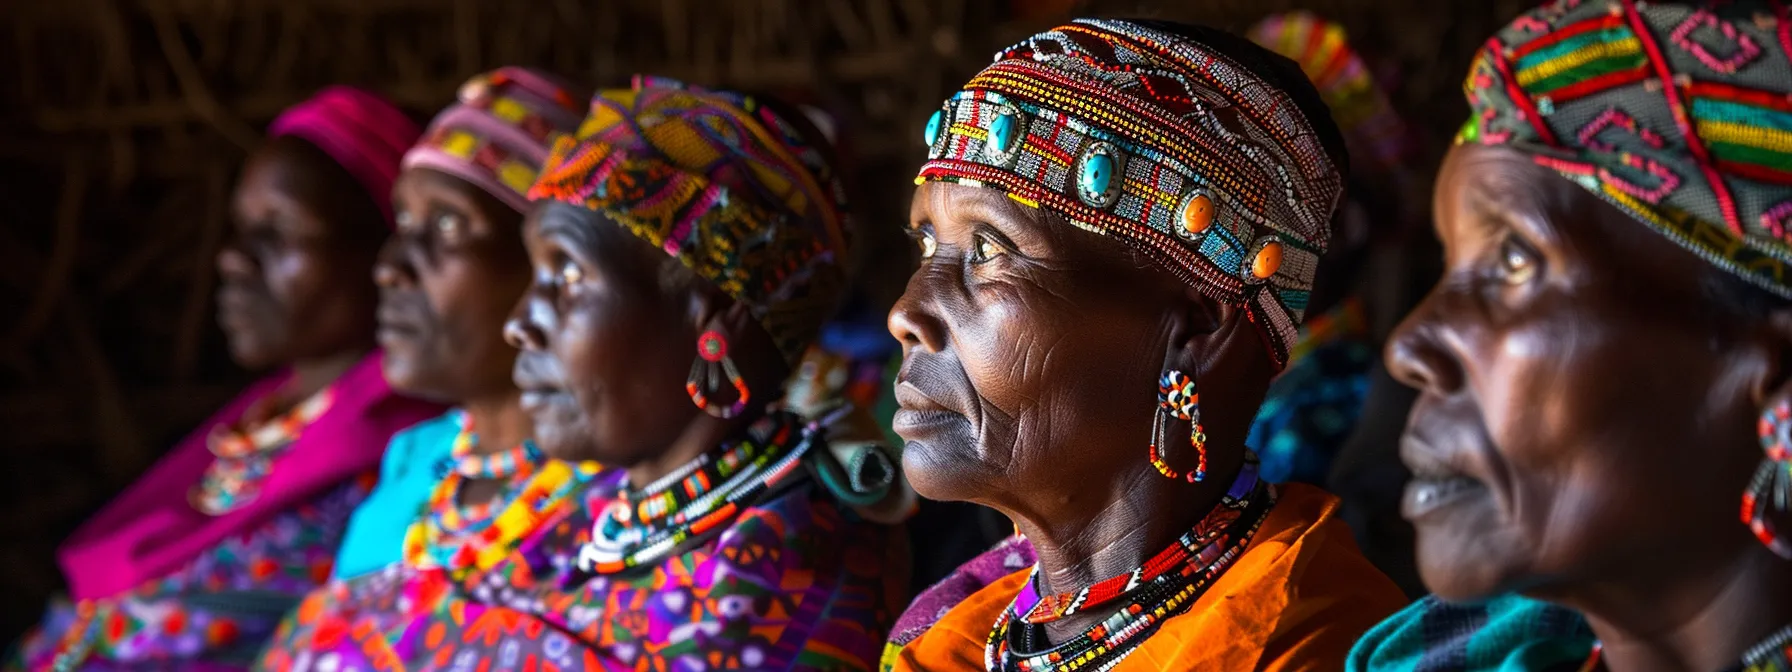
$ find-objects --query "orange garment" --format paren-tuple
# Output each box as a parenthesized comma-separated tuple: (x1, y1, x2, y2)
(888, 483, 1406, 671)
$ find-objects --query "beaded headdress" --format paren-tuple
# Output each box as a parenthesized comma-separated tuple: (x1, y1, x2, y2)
(403, 67, 588, 213)
(916, 18, 1346, 367)
(1461, 0, 1792, 296)
(529, 77, 852, 363)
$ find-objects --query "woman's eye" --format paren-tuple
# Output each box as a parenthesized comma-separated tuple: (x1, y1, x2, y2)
(434, 213, 467, 244)
(1497, 236, 1537, 285)
(394, 210, 417, 232)
(970, 234, 1004, 263)
(917, 231, 937, 259)
(558, 259, 585, 289)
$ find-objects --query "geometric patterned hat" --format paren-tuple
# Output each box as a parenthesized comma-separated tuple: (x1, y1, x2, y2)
(1461, 0, 1792, 296)
(916, 19, 1347, 367)
(529, 76, 852, 364)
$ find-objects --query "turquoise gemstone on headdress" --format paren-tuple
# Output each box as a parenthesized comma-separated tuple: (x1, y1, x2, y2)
(925, 110, 945, 147)
(1082, 153, 1113, 197)
(990, 113, 1016, 153)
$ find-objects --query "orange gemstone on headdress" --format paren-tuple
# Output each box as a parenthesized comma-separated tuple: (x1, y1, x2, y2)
(1182, 194, 1214, 235)
(1252, 241, 1282, 279)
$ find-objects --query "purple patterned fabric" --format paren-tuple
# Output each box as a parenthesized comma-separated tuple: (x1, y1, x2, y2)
(886, 535, 1035, 654)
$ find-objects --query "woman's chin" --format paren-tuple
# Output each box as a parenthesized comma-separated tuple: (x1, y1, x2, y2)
(900, 440, 991, 503)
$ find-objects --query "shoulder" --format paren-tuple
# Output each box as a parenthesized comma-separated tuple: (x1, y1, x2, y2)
(889, 535, 1034, 650)
(883, 568, 1026, 672)
(1346, 594, 1595, 672)
(1127, 483, 1410, 670)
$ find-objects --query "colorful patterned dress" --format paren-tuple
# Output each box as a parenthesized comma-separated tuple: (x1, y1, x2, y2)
(256, 421, 607, 672)
(277, 412, 907, 672)
(8, 355, 442, 671)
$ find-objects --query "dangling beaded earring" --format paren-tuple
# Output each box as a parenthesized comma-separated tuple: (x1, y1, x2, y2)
(1746, 399, 1792, 559)
(686, 330, 750, 418)
(1149, 370, 1207, 483)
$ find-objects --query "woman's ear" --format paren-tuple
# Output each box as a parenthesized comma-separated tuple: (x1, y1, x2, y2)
(1750, 308, 1792, 411)
(1161, 284, 1249, 378)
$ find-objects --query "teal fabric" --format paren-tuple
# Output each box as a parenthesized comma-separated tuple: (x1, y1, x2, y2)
(1349, 594, 1595, 672)
(330, 410, 460, 579)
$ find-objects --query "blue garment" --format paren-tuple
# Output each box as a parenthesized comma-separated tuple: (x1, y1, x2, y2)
(1248, 334, 1373, 485)
(330, 410, 460, 578)
(1348, 594, 1594, 672)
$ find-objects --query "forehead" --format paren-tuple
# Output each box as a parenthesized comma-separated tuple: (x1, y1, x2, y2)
(395, 167, 518, 224)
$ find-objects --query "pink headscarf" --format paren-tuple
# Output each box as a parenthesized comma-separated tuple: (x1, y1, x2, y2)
(401, 67, 588, 213)
(269, 86, 421, 224)
(57, 354, 442, 600)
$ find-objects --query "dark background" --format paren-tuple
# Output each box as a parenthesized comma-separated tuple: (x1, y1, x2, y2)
(0, 0, 1531, 638)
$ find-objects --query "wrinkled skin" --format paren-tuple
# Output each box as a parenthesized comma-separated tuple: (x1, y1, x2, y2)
(1388, 143, 1792, 670)
(888, 180, 1275, 639)
(376, 168, 531, 402)
(217, 136, 386, 370)
(504, 201, 786, 481)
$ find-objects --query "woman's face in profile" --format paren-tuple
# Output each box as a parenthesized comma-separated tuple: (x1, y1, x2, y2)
(218, 136, 384, 370)
(1387, 143, 1766, 601)
(887, 181, 1199, 507)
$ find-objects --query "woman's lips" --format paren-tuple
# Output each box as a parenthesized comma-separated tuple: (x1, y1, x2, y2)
(1399, 433, 1490, 521)
(1402, 475, 1486, 521)
(892, 381, 969, 438)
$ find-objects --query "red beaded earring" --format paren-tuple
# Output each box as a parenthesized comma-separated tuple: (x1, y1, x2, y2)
(1150, 370, 1206, 483)
(1747, 399, 1792, 558)
(686, 330, 750, 418)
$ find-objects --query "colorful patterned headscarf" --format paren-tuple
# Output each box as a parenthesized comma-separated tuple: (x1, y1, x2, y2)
(529, 76, 851, 364)
(1461, 0, 1792, 296)
(269, 86, 421, 225)
(917, 18, 1346, 367)
(403, 68, 588, 213)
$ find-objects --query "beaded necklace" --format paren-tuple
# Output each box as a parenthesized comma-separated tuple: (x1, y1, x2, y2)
(984, 456, 1275, 672)
(189, 385, 335, 515)
(577, 412, 812, 576)
(403, 410, 590, 576)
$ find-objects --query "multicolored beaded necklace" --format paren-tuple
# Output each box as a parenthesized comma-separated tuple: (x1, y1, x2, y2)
(189, 384, 335, 515)
(577, 411, 813, 576)
(403, 410, 593, 576)
(984, 455, 1276, 672)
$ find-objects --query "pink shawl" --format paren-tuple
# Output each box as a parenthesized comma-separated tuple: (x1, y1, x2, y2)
(56, 352, 442, 600)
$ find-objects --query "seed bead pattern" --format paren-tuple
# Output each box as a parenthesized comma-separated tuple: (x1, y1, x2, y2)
(917, 19, 1344, 367)
(190, 387, 335, 515)
(575, 412, 814, 576)
(1459, 0, 1792, 298)
(985, 454, 1276, 672)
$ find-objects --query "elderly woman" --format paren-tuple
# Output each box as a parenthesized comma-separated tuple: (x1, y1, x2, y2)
(1350, 1, 1792, 670)
(260, 77, 904, 672)
(881, 19, 1405, 672)
(9, 88, 443, 671)
(251, 68, 598, 671)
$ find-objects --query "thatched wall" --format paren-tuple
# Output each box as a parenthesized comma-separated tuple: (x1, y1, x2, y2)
(0, 0, 1524, 636)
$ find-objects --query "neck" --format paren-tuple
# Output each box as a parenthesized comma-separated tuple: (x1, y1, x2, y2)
(1005, 443, 1246, 643)
(622, 409, 761, 490)
(463, 388, 530, 457)
(285, 348, 369, 403)
(1562, 545, 1792, 672)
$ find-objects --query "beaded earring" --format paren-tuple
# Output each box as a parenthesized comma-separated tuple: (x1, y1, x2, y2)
(1746, 399, 1792, 559)
(686, 330, 750, 418)
(1150, 370, 1207, 483)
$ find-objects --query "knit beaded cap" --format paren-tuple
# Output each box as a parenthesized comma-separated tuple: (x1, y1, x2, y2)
(1461, 0, 1792, 296)
(528, 76, 851, 364)
(917, 18, 1347, 368)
